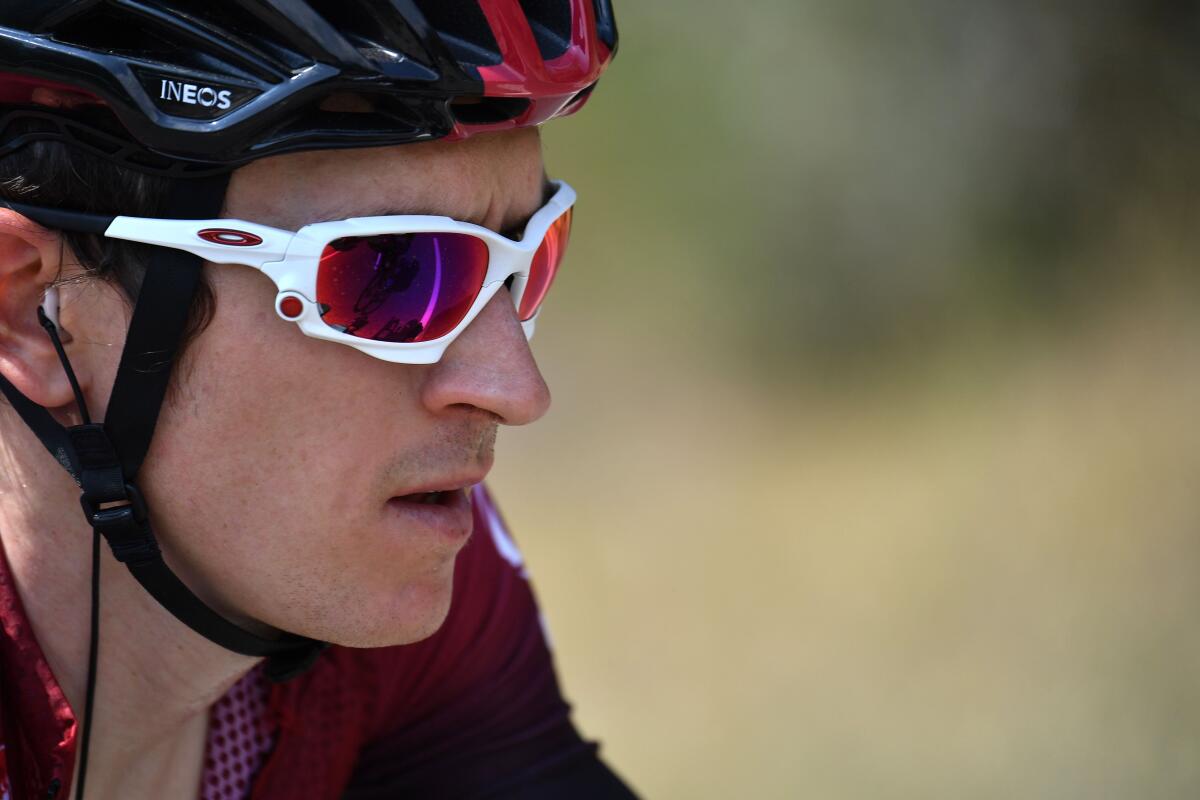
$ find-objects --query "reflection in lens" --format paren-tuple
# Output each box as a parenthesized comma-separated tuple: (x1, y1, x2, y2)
(317, 232, 489, 343)
(519, 207, 572, 321)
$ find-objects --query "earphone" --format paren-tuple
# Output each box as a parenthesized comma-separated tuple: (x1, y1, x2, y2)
(41, 285, 61, 328)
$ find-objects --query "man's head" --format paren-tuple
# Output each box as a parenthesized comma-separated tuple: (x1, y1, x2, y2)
(1, 128, 550, 646)
(0, 0, 616, 658)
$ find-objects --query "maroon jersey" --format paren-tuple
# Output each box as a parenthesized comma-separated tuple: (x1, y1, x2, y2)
(0, 485, 634, 799)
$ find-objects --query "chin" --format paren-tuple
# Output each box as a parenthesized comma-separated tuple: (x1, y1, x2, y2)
(324, 573, 457, 649)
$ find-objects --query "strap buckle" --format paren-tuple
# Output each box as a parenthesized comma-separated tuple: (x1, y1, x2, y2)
(79, 482, 160, 566)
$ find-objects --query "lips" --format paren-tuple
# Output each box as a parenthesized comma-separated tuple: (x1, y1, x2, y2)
(391, 469, 488, 504)
(385, 482, 478, 542)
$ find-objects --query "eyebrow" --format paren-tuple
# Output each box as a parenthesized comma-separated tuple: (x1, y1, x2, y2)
(327, 178, 556, 236)
(3, 179, 560, 240)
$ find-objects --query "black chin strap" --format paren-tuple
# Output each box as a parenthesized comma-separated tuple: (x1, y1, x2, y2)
(1, 174, 327, 800)
(0, 175, 325, 678)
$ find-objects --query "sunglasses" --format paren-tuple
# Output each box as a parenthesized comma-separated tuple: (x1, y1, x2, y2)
(14, 181, 575, 364)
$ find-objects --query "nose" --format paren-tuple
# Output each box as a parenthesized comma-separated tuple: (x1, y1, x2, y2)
(420, 287, 551, 425)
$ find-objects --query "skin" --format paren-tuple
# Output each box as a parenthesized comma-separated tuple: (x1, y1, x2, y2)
(0, 127, 551, 799)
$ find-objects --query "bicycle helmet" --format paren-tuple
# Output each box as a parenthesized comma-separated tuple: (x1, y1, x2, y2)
(0, 0, 616, 174)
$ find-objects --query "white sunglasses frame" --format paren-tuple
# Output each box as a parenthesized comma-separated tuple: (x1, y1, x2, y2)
(98, 180, 576, 364)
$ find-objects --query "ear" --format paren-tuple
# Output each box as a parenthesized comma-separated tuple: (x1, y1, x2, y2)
(0, 209, 81, 410)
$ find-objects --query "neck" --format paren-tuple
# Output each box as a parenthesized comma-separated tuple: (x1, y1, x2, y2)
(0, 429, 258, 798)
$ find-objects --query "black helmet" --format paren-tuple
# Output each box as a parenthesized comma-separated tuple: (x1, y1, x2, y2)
(0, 0, 616, 175)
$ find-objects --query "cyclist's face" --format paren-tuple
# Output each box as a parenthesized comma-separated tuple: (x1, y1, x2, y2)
(137, 128, 551, 647)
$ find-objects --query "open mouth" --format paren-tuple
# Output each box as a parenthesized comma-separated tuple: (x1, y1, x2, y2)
(393, 488, 462, 506)
(385, 485, 475, 542)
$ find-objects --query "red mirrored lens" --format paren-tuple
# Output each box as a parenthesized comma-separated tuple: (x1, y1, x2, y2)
(316, 232, 489, 343)
(518, 207, 572, 321)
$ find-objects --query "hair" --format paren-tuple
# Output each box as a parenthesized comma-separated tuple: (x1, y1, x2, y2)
(0, 121, 217, 351)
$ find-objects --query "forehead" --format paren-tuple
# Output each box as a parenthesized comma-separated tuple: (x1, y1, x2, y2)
(223, 127, 546, 233)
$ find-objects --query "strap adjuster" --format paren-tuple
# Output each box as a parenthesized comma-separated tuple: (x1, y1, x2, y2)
(79, 482, 160, 566)
(79, 480, 147, 523)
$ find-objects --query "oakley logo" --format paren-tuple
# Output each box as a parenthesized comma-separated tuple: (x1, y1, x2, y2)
(159, 79, 233, 110)
(198, 229, 263, 247)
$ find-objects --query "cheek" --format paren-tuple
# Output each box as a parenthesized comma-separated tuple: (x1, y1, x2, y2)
(152, 272, 386, 530)
(145, 314, 369, 577)
(132, 268, 451, 643)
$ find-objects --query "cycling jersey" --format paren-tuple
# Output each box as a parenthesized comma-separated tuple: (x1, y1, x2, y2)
(0, 485, 636, 799)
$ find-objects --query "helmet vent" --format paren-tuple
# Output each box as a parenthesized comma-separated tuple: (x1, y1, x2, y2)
(158, 0, 315, 75)
(258, 92, 439, 155)
(517, 0, 572, 61)
(303, 0, 433, 73)
(450, 96, 530, 126)
(592, 0, 617, 50)
(47, 1, 298, 81)
(411, 0, 502, 67)
(563, 82, 595, 114)
(50, 5, 182, 61)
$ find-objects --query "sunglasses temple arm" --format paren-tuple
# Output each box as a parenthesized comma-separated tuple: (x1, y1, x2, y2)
(0, 200, 293, 273)
(105, 217, 295, 268)
(3, 200, 115, 234)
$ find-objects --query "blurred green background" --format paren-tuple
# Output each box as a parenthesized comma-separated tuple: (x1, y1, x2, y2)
(488, 3, 1200, 798)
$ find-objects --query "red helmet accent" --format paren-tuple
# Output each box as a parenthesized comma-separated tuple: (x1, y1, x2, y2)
(449, 0, 615, 140)
(0, 73, 102, 106)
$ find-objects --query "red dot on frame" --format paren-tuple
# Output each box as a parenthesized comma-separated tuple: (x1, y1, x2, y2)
(279, 297, 304, 319)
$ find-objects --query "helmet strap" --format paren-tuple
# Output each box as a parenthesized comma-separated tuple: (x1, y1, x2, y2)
(0, 172, 326, 797)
